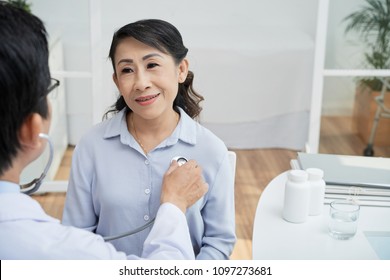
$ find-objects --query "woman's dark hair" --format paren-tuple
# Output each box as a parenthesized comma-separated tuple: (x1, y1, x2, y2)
(0, 2, 50, 175)
(105, 19, 204, 119)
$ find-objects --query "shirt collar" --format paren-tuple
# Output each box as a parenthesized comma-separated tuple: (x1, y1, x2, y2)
(0, 181, 20, 194)
(175, 107, 197, 145)
(102, 107, 197, 147)
(103, 108, 126, 139)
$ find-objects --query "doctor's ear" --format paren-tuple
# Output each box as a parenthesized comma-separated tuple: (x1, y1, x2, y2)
(18, 113, 43, 149)
(178, 58, 189, 83)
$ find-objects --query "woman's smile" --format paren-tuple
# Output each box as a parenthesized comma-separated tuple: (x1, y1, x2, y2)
(135, 93, 161, 106)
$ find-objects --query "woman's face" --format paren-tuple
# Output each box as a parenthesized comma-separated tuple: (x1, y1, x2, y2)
(112, 37, 188, 120)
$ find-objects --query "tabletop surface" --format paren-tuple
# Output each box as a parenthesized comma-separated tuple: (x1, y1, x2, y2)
(252, 172, 390, 260)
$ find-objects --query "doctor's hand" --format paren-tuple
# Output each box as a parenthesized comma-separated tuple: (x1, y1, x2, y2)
(161, 159, 208, 213)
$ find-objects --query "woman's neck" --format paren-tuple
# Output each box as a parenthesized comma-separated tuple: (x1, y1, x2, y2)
(127, 109, 180, 154)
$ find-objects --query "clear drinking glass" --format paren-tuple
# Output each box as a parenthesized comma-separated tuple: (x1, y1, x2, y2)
(328, 199, 360, 240)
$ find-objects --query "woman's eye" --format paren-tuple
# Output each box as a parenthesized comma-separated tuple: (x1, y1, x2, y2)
(121, 67, 133, 73)
(147, 63, 159, 69)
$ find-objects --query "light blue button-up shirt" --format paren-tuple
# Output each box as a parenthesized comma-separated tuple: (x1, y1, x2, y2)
(62, 107, 236, 259)
(0, 181, 195, 259)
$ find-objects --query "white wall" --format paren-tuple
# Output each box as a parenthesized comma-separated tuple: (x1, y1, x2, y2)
(30, 0, 319, 145)
(100, 0, 318, 125)
(29, 0, 367, 146)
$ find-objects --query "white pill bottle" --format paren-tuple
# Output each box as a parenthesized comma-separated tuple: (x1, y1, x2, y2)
(306, 168, 326, 216)
(282, 170, 310, 223)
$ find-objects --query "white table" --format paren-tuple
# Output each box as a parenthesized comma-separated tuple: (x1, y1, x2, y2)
(252, 171, 390, 259)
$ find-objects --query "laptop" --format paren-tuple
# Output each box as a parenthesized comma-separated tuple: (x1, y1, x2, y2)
(297, 152, 390, 189)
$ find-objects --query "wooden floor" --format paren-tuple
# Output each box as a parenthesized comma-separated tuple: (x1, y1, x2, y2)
(32, 116, 390, 259)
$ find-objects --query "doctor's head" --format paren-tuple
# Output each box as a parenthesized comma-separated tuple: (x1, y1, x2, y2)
(107, 19, 204, 119)
(0, 2, 51, 176)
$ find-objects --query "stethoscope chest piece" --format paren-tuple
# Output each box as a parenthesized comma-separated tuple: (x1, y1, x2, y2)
(171, 156, 188, 166)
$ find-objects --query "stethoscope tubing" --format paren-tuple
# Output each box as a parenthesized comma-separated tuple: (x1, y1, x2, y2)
(103, 156, 188, 241)
(20, 133, 53, 195)
(103, 218, 156, 241)
(21, 149, 188, 241)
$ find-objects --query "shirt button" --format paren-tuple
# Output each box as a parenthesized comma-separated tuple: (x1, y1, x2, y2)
(145, 188, 150, 194)
(144, 215, 150, 221)
(144, 160, 149, 165)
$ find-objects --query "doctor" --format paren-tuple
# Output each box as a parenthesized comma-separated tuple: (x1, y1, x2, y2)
(0, 2, 207, 259)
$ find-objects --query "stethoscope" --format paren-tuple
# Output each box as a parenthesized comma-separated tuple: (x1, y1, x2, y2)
(103, 156, 188, 241)
(20, 133, 188, 241)
(20, 133, 53, 195)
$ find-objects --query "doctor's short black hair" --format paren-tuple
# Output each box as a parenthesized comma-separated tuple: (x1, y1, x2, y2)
(0, 1, 50, 175)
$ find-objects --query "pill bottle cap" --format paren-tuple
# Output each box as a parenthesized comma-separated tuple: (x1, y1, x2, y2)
(306, 168, 324, 180)
(288, 170, 308, 182)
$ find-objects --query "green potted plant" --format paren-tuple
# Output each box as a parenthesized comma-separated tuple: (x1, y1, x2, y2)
(343, 0, 390, 149)
(343, 0, 390, 90)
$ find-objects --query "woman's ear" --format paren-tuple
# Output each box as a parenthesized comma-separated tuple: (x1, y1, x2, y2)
(112, 73, 119, 89)
(178, 58, 189, 83)
(18, 113, 43, 149)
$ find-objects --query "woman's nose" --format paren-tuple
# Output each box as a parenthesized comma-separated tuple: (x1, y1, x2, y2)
(134, 71, 151, 91)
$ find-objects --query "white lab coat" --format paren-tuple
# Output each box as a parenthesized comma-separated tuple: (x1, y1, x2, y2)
(0, 181, 194, 259)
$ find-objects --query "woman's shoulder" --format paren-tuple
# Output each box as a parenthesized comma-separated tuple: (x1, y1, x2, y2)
(178, 108, 227, 155)
(76, 111, 124, 147)
(194, 122, 228, 154)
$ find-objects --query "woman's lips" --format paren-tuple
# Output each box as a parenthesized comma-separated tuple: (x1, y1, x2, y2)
(135, 93, 160, 106)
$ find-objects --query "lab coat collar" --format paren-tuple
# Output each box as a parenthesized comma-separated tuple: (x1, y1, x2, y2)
(0, 180, 20, 194)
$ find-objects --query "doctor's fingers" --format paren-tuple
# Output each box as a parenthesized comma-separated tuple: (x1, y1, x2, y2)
(181, 159, 203, 177)
(183, 174, 208, 196)
(165, 159, 201, 177)
(195, 179, 208, 197)
(165, 160, 180, 175)
(185, 180, 209, 207)
(162, 160, 201, 192)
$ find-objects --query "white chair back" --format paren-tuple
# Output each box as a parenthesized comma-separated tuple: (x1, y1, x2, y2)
(228, 151, 237, 184)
